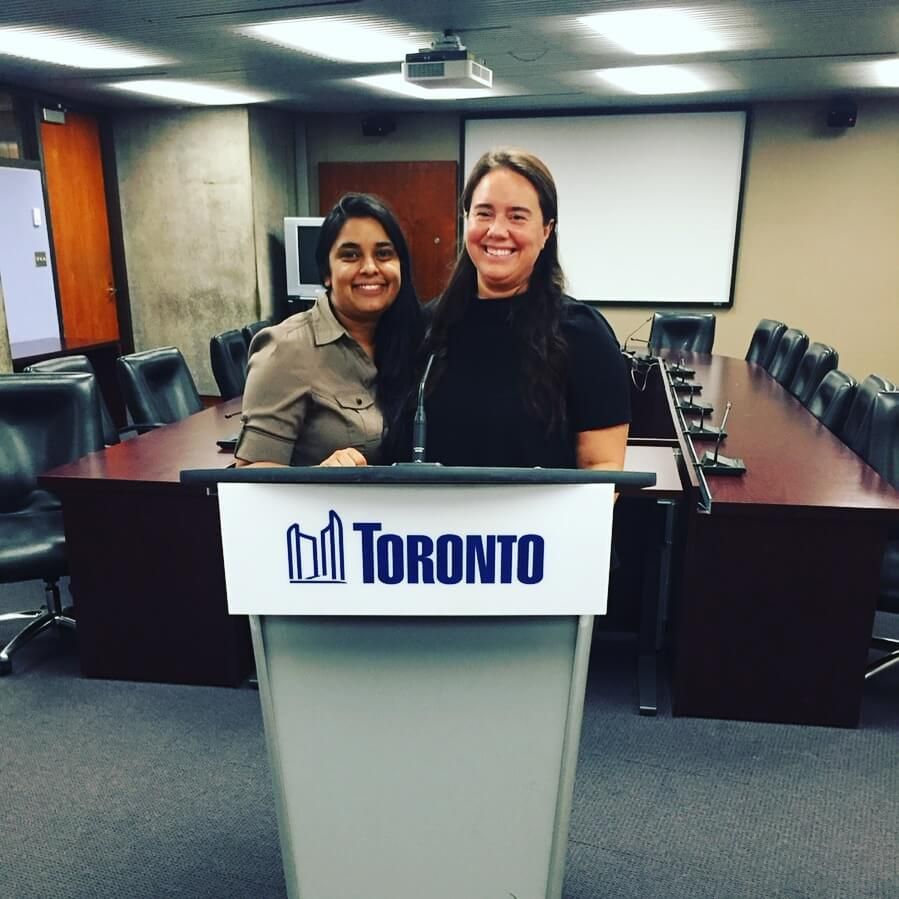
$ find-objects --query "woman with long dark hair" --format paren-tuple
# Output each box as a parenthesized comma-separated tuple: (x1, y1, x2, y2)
(422, 148, 630, 469)
(235, 192, 423, 467)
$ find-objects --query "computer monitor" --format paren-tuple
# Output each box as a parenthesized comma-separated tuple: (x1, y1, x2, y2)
(284, 216, 325, 298)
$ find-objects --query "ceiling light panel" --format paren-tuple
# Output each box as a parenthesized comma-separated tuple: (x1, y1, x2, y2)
(110, 80, 265, 106)
(594, 65, 718, 95)
(355, 74, 495, 101)
(0, 26, 165, 69)
(579, 8, 738, 55)
(851, 57, 899, 88)
(242, 16, 419, 64)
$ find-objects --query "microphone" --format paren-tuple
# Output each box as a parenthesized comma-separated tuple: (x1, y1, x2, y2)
(623, 315, 653, 355)
(411, 353, 437, 463)
(699, 401, 746, 474)
(711, 402, 732, 463)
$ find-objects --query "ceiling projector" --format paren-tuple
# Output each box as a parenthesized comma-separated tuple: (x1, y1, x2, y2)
(402, 34, 493, 90)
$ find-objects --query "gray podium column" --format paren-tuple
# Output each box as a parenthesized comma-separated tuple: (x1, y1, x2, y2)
(252, 614, 594, 899)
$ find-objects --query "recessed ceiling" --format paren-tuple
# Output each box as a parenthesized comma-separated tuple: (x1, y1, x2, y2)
(0, 0, 897, 111)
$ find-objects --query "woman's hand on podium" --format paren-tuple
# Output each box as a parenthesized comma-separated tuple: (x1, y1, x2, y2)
(319, 447, 368, 467)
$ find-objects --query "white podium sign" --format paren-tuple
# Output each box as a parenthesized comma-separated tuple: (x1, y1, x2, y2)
(218, 482, 613, 616)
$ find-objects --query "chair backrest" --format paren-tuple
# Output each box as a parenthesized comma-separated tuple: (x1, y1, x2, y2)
(242, 319, 272, 350)
(116, 347, 203, 427)
(765, 328, 809, 385)
(858, 390, 899, 489)
(25, 354, 119, 445)
(806, 370, 857, 434)
(649, 313, 716, 354)
(0, 373, 105, 511)
(841, 373, 896, 455)
(789, 342, 839, 405)
(745, 319, 787, 367)
(209, 330, 248, 400)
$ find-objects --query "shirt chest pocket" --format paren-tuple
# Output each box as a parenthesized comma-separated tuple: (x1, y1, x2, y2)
(332, 391, 382, 444)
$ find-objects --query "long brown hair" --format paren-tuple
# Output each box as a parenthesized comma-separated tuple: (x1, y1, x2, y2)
(426, 148, 568, 432)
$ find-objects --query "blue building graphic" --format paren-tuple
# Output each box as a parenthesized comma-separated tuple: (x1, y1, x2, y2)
(287, 510, 346, 583)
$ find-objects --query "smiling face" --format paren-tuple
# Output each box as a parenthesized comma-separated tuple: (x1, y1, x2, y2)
(325, 216, 401, 325)
(464, 166, 553, 299)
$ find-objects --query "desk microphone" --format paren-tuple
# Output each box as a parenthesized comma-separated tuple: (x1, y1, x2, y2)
(623, 315, 653, 355)
(709, 402, 731, 463)
(411, 353, 437, 463)
(699, 401, 746, 474)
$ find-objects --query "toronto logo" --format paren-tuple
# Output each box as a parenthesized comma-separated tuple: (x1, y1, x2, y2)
(287, 512, 545, 587)
(286, 510, 346, 583)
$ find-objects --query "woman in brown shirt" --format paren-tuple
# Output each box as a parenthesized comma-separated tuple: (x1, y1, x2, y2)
(235, 193, 423, 467)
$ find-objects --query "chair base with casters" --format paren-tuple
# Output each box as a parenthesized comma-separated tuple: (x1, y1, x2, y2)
(0, 578, 75, 675)
(867, 636, 899, 679)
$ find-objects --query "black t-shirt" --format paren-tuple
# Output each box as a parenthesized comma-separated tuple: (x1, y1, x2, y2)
(424, 292, 631, 468)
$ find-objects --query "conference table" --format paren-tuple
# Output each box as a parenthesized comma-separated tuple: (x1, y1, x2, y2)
(39, 353, 898, 726)
(631, 351, 899, 727)
(38, 399, 682, 689)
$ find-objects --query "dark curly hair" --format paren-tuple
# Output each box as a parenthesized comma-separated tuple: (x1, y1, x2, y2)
(316, 192, 424, 435)
(425, 148, 568, 433)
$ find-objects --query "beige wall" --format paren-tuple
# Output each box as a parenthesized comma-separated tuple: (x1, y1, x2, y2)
(304, 112, 460, 212)
(304, 101, 898, 382)
(603, 98, 899, 383)
(0, 277, 11, 373)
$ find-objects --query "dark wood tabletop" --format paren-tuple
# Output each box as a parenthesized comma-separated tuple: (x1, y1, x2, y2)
(40, 397, 682, 498)
(41, 398, 242, 489)
(667, 352, 899, 515)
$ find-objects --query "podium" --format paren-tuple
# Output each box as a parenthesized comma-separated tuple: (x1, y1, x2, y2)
(181, 465, 655, 899)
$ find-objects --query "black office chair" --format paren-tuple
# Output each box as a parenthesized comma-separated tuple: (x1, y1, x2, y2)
(745, 319, 787, 368)
(25, 354, 125, 445)
(648, 313, 715, 354)
(242, 319, 272, 351)
(856, 391, 899, 680)
(0, 373, 106, 674)
(806, 370, 857, 434)
(841, 373, 896, 455)
(210, 330, 248, 400)
(765, 328, 809, 387)
(116, 347, 203, 431)
(788, 342, 839, 405)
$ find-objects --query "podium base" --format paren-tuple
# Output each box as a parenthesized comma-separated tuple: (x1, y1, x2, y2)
(699, 452, 747, 475)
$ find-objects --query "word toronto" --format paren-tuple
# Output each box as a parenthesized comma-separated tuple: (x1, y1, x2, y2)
(352, 522, 545, 585)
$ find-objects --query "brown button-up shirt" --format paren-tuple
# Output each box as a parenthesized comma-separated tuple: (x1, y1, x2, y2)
(234, 294, 382, 466)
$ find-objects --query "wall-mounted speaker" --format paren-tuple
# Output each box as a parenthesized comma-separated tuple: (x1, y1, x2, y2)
(361, 114, 396, 137)
(827, 99, 857, 128)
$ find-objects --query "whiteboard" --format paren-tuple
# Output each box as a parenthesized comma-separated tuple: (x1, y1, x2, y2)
(464, 110, 747, 306)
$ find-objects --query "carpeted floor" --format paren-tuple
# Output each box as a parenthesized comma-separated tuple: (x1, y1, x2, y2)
(2, 579, 897, 899)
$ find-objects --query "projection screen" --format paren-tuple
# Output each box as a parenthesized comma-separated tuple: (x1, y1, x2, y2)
(463, 110, 748, 306)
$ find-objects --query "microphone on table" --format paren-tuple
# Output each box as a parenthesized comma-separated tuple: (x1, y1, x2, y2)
(709, 403, 730, 463)
(411, 352, 437, 464)
(678, 381, 713, 415)
(669, 355, 695, 380)
(623, 315, 653, 358)
(685, 399, 726, 438)
(699, 402, 746, 474)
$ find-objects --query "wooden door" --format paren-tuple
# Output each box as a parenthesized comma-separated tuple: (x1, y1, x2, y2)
(319, 161, 458, 302)
(41, 111, 119, 341)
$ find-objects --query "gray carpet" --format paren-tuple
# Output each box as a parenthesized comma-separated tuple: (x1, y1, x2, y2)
(2, 580, 897, 899)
